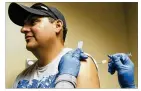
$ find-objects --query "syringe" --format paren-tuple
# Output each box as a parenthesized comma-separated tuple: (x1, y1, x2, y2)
(77, 41, 132, 64)
(77, 41, 83, 49)
(97, 53, 132, 64)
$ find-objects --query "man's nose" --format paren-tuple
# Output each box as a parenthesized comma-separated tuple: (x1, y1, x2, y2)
(21, 25, 31, 33)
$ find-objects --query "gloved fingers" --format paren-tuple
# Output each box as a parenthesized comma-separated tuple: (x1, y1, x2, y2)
(66, 48, 88, 60)
(72, 48, 83, 59)
(108, 55, 123, 70)
(113, 53, 133, 65)
(80, 53, 88, 60)
(65, 50, 74, 55)
(120, 54, 133, 66)
(108, 55, 112, 59)
(112, 53, 125, 64)
(108, 61, 116, 75)
(108, 58, 116, 74)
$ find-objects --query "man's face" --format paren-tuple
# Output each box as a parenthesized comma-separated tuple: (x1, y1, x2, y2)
(21, 15, 57, 51)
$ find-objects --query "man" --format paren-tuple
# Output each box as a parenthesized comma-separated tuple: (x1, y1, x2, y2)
(8, 2, 100, 88)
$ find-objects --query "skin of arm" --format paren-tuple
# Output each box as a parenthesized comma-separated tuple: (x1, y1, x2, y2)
(76, 57, 100, 88)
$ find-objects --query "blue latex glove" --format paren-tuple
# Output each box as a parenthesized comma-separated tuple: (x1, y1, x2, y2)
(108, 53, 135, 88)
(58, 48, 88, 77)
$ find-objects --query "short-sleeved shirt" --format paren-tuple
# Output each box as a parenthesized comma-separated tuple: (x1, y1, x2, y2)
(13, 48, 98, 88)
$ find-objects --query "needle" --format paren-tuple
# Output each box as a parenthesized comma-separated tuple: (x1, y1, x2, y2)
(97, 53, 132, 64)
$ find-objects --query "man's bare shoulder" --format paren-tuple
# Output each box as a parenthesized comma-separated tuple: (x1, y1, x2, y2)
(76, 57, 100, 88)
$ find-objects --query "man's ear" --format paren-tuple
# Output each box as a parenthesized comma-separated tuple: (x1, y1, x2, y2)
(54, 19, 63, 33)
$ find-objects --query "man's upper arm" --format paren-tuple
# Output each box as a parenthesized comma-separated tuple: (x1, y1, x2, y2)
(76, 57, 100, 88)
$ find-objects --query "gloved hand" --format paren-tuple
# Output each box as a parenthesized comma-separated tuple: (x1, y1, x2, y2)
(108, 53, 135, 88)
(58, 48, 88, 77)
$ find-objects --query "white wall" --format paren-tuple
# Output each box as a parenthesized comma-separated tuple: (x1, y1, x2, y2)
(6, 2, 138, 88)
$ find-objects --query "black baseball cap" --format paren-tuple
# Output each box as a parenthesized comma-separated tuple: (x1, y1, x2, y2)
(8, 2, 67, 30)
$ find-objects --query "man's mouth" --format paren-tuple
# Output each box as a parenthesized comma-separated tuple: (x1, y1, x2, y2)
(25, 36, 34, 41)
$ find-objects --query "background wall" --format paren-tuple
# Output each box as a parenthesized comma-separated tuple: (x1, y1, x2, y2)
(6, 2, 138, 88)
(123, 2, 138, 87)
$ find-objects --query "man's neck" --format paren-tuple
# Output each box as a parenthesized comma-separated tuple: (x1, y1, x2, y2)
(32, 41, 64, 67)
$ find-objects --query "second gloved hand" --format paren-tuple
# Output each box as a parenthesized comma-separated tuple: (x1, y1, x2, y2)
(108, 53, 135, 88)
(58, 48, 88, 77)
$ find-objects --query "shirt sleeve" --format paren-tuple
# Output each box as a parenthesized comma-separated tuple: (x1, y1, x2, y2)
(12, 74, 21, 88)
(55, 74, 77, 88)
(55, 81, 74, 88)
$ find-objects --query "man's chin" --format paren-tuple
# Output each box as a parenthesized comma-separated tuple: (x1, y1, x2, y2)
(26, 45, 37, 51)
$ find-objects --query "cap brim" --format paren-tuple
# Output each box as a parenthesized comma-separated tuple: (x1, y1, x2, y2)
(8, 3, 49, 26)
